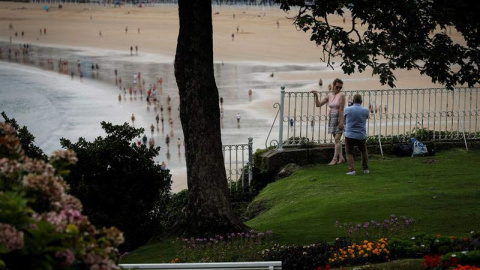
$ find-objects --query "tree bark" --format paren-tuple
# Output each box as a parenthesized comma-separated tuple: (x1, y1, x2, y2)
(174, 0, 246, 235)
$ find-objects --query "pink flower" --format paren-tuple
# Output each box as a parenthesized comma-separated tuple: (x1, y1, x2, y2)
(0, 223, 24, 251)
(56, 249, 75, 267)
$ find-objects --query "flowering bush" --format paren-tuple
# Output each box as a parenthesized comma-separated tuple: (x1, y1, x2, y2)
(441, 251, 480, 269)
(175, 230, 274, 262)
(390, 233, 479, 260)
(328, 238, 390, 267)
(0, 123, 123, 269)
(453, 265, 480, 270)
(262, 242, 330, 270)
(422, 251, 480, 269)
(423, 254, 441, 269)
(335, 214, 416, 242)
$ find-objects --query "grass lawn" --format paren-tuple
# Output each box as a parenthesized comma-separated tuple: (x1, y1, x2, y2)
(246, 148, 480, 244)
(122, 148, 480, 264)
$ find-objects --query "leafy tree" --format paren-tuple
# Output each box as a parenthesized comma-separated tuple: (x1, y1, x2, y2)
(277, 0, 480, 88)
(1, 111, 47, 161)
(60, 122, 172, 251)
(174, 0, 246, 235)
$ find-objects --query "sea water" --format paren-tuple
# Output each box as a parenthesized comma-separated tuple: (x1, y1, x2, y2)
(0, 42, 326, 191)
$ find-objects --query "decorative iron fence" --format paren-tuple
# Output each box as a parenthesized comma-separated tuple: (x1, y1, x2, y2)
(266, 87, 480, 149)
(222, 137, 253, 191)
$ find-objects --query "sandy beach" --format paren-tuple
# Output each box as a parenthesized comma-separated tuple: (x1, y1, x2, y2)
(0, 2, 465, 89)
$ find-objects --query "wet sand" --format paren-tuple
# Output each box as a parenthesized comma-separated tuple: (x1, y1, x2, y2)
(0, 2, 465, 89)
(1, 2, 476, 192)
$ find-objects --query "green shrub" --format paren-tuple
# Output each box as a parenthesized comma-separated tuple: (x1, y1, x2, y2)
(60, 122, 172, 252)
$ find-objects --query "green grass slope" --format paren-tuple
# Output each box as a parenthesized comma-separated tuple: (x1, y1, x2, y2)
(246, 148, 480, 244)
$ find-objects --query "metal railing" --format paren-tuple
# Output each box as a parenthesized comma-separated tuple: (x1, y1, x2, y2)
(267, 87, 480, 149)
(120, 261, 282, 270)
(222, 137, 253, 192)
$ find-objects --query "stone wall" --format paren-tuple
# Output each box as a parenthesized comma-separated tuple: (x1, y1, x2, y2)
(255, 141, 480, 173)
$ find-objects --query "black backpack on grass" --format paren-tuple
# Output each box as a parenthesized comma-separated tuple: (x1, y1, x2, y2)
(395, 143, 413, 157)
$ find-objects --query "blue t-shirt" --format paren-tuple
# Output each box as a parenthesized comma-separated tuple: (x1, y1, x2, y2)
(344, 104, 369, 140)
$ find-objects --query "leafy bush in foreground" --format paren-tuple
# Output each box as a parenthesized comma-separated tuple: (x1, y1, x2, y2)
(0, 122, 122, 269)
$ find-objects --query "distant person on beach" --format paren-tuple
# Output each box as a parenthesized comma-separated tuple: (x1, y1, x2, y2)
(131, 113, 135, 124)
(344, 94, 370, 175)
(319, 78, 323, 86)
(231, 33, 234, 41)
(130, 46, 133, 56)
(138, 28, 140, 34)
(248, 89, 253, 101)
(276, 20, 280, 28)
(311, 78, 346, 165)
(44, 28, 46, 35)
(142, 134, 147, 145)
(125, 26, 128, 34)
(160, 161, 166, 170)
(135, 45, 138, 55)
(99, 31, 102, 37)
(70, 71, 74, 80)
(165, 134, 170, 147)
(237, 113, 241, 123)
(156, 114, 160, 125)
(148, 137, 155, 147)
(114, 68, 117, 77)
(177, 138, 181, 150)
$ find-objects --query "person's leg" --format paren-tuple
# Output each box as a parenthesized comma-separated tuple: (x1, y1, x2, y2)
(358, 139, 369, 172)
(336, 132, 345, 163)
(328, 134, 338, 165)
(345, 137, 355, 172)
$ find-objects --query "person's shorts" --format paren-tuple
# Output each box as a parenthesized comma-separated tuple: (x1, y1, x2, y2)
(345, 137, 367, 155)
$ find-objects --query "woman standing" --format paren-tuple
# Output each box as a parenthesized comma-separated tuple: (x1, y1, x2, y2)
(311, 78, 346, 165)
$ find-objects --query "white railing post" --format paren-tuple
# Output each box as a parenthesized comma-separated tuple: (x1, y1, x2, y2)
(278, 86, 285, 151)
(248, 137, 253, 187)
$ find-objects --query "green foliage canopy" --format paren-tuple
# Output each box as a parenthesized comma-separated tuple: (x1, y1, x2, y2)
(60, 122, 172, 251)
(1, 112, 47, 161)
(277, 0, 479, 88)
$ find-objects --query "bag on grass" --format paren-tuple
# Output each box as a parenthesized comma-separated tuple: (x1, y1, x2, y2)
(395, 143, 412, 157)
(411, 138, 428, 157)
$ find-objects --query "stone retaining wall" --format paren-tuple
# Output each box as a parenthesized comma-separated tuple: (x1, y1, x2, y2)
(255, 141, 480, 173)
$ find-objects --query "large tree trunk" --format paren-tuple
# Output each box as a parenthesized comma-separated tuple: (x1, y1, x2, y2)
(174, 0, 246, 235)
